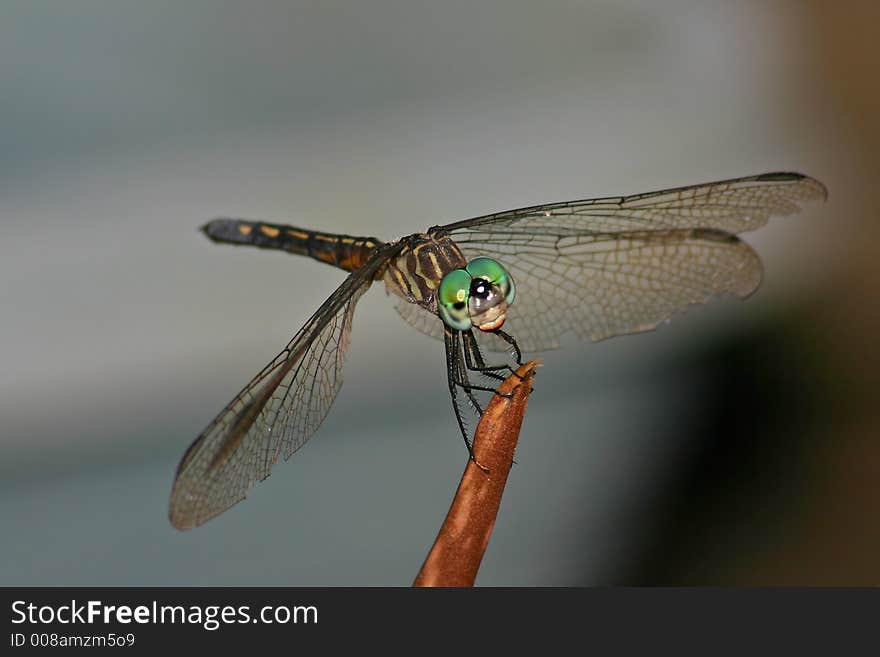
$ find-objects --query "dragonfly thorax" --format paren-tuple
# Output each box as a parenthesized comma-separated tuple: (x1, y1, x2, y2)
(383, 232, 469, 315)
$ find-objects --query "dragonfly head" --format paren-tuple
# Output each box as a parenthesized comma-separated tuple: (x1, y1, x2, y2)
(438, 257, 516, 332)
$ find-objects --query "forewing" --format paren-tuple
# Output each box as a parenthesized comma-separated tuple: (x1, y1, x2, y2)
(441, 172, 826, 235)
(439, 173, 825, 351)
(169, 249, 393, 529)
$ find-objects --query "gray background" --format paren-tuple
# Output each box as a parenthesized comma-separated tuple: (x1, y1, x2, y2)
(1, 1, 875, 585)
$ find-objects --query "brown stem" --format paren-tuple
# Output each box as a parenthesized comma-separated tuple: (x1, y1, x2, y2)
(413, 360, 539, 587)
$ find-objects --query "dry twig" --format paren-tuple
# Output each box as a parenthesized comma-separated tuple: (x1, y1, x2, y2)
(413, 360, 539, 587)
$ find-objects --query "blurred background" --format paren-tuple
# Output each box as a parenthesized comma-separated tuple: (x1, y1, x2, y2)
(1, 1, 876, 586)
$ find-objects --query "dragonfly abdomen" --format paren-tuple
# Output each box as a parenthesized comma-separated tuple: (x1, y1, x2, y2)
(202, 218, 383, 272)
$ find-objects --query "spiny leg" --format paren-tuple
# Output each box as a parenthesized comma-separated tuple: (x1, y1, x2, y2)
(444, 328, 476, 454)
(454, 330, 519, 424)
(462, 331, 515, 402)
(451, 330, 498, 412)
(447, 330, 506, 395)
(444, 327, 489, 471)
(454, 339, 486, 416)
(462, 330, 510, 381)
(462, 330, 512, 382)
(468, 328, 525, 467)
(492, 328, 523, 366)
(461, 328, 521, 468)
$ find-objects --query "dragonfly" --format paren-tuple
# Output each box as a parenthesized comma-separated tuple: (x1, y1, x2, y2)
(169, 171, 826, 529)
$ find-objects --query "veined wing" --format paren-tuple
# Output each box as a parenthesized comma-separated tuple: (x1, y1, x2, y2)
(435, 172, 826, 351)
(169, 244, 399, 529)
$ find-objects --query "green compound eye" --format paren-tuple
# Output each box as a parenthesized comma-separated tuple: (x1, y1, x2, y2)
(437, 268, 473, 331)
(465, 257, 516, 305)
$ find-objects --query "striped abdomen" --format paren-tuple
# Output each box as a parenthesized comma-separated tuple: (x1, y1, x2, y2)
(202, 218, 383, 273)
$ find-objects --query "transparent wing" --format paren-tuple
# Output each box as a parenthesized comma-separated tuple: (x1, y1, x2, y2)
(433, 172, 826, 351)
(169, 247, 396, 529)
(392, 292, 446, 341)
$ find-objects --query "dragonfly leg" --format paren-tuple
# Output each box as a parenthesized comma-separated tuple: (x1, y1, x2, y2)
(491, 328, 523, 366)
(444, 328, 490, 472)
(449, 330, 495, 411)
(462, 331, 514, 398)
(485, 329, 530, 397)
(461, 330, 520, 468)
(462, 330, 513, 381)
(455, 348, 486, 416)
